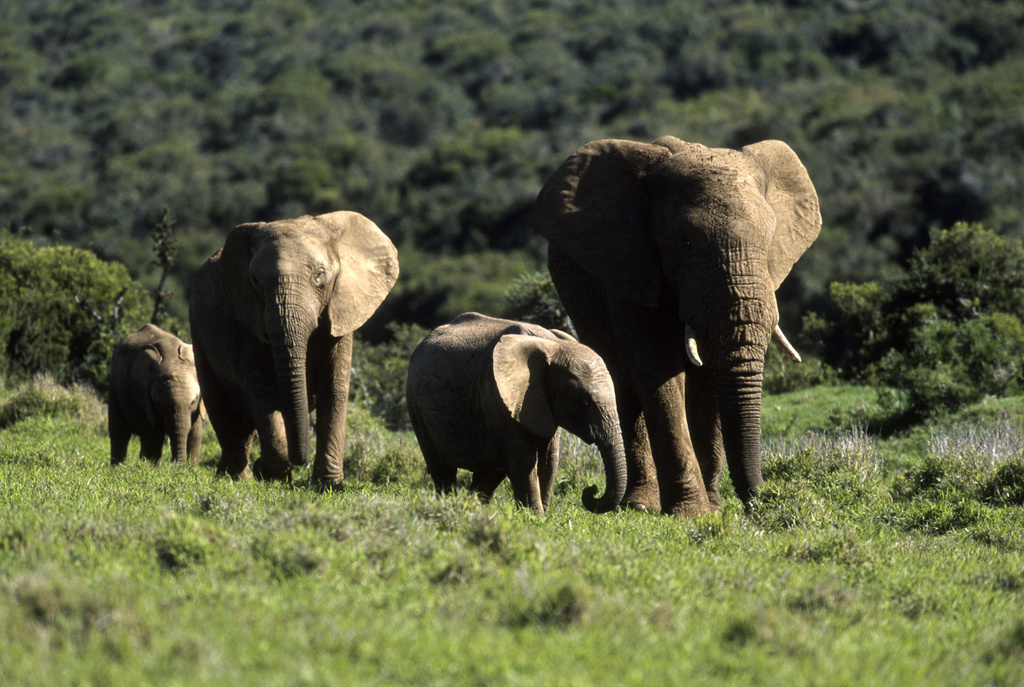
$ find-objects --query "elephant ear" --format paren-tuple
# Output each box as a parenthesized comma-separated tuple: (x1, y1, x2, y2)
(532, 139, 666, 308)
(741, 140, 822, 291)
(492, 334, 560, 438)
(177, 343, 195, 365)
(131, 346, 162, 427)
(315, 211, 400, 338)
(214, 222, 268, 340)
(549, 328, 577, 342)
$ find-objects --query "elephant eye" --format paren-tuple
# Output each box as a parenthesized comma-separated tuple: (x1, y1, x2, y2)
(313, 268, 326, 287)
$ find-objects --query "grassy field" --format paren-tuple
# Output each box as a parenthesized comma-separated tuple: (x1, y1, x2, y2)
(2, 376, 1024, 686)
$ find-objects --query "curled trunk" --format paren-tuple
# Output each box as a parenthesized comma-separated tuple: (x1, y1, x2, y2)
(581, 418, 628, 514)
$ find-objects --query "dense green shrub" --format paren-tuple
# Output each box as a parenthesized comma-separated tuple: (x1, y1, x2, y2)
(762, 346, 837, 395)
(0, 235, 150, 389)
(350, 323, 430, 431)
(811, 223, 1024, 416)
(501, 270, 572, 333)
(374, 247, 538, 336)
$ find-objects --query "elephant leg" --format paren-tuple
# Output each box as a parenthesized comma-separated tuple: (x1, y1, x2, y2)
(139, 431, 165, 465)
(252, 410, 292, 481)
(195, 351, 255, 479)
(310, 331, 353, 486)
(616, 383, 660, 512)
(612, 305, 712, 517)
(642, 374, 713, 516)
(240, 348, 293, 481)
(108, 405, 131, 466)
(469, 468, 506, 503)
(409, 400, 456, 494)
(686, 367, 724, 509)
(186, 414, 203, 467)
(504, 437, 544, 512)
(508, 463, 544, 513)
(547, 254, 661, 511)
(538, 431, 561, 512)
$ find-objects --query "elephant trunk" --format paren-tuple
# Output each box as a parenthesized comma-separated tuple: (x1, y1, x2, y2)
(267, 281, 315, 469)
(716, 365, 765, 505)
(581, 416, 628, 514)
(694, 271, 773, 505)
(169, 405, 194, 466)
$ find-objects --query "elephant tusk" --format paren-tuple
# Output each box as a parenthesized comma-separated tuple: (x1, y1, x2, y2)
(684, 325, 704, 367)
(773, 325, 802, 363)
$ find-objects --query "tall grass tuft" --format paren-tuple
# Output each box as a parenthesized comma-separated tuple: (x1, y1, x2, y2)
(927, 419, 1024, 469)
(0, 373, 106, 433)
(762, 426, 883, 483)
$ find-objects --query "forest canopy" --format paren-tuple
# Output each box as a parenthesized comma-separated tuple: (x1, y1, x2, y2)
(1, 0, 1022, 333)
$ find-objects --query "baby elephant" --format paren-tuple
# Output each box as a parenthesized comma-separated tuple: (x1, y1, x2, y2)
(406, 313, 627, 513)
(108, 324, 204, 467)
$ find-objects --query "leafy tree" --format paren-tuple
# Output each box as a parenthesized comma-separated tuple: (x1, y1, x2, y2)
(0, 233, 150, 390)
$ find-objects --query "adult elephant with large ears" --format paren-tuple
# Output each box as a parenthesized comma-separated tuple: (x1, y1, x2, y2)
(189, 211, 399, 485)
(532, 137, 821, 516)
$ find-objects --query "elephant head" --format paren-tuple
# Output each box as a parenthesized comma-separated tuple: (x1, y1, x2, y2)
(136, 342, 202, 466)
(213, 211, 399, 469)
(532, 137, 820, 505)
(492, 333, 628, 513)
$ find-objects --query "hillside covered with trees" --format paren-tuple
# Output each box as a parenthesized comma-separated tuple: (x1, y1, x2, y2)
(2, 0, 1023, 334)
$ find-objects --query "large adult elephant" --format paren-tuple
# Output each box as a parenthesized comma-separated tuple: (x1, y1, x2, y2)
(531, 137, 821, 516)
(189, 211, 399, 485)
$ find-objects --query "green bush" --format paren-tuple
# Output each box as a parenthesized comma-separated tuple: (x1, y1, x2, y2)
(0, 235, 151, 390)
(501, 270, 573, 333)
(0, 374, 106, 432)
(880, 310, 1024, 414)
(814, 223, 1024, 417)
(350, 323, 430, 432)
(762, 346, 837, 395)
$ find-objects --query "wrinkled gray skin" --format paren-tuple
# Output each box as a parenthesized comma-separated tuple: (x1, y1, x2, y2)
(532, 137, 821, 516)
(406, 313, 627, 514)
(109, 324, 203, 467)
(189, 211, 399, 485)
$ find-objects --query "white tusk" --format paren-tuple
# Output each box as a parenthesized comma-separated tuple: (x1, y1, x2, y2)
(773, 325, 802, 363)
(684, 325, 704, 367)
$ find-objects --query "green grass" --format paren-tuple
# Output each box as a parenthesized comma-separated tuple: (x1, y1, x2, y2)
(2, 377, 1024, 685)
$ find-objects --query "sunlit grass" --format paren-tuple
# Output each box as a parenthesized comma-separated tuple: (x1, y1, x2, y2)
(1, 379, 1024, 685)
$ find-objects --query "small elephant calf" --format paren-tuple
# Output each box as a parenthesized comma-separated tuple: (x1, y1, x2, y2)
(406, 313, 626, 513)
(108, 324, 204, 467)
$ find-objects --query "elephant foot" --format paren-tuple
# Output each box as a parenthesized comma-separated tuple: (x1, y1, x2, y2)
(622, 485, 661, 514)
(217, 454, 253, 480)
(664, 497, 718, 518)
(252, 456, 292, 482)
(216, 464, 252, 480)
(311, 477, 344, 494)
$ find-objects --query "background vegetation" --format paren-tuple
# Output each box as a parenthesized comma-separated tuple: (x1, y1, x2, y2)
(2, 0, 1022, 333)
